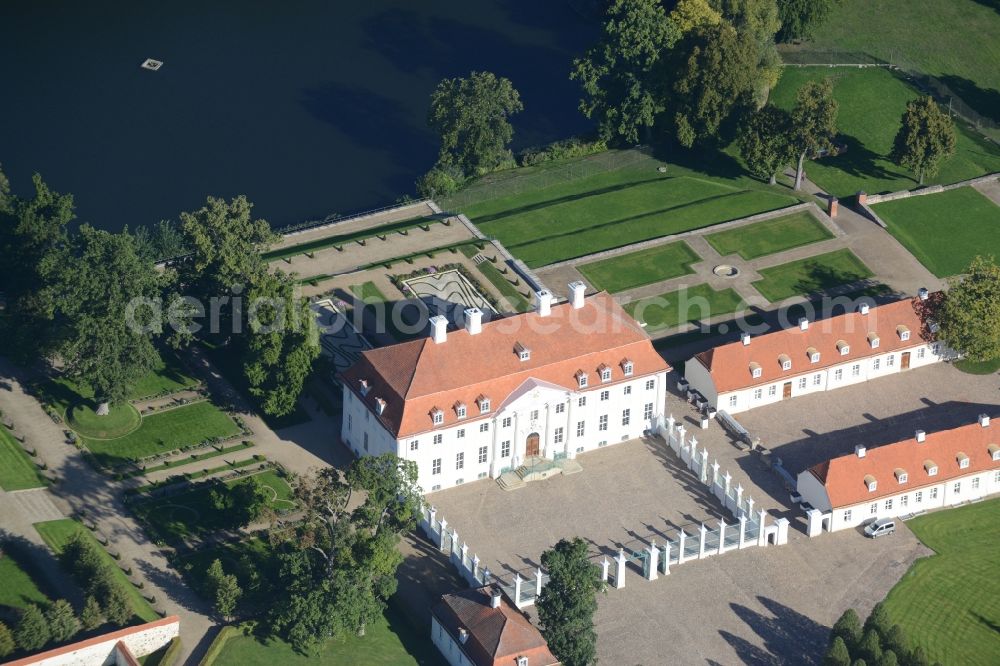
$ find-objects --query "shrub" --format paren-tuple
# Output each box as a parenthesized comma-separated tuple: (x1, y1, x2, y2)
(80, 595, 104, 630)
(15, 604, 50, 651)
(416, 165, 463, 198)
(518, 137, 608, 166)
(46, 599, 80, 643)
(0, 622, 14, 658)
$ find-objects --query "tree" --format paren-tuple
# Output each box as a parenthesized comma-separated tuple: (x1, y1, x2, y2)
(890, 96, 956, 185)
(876, 650, 898, 666)
(229, 476, 274, 526)
(789, 78, 838, 190)
(54, 226, 161, 414)
(938, 256, 1000, 362)
(824, 636, 852, 666)
(852, 660, 868, 666)
(737, 104, 795, 183)
(667, 0, 721, 36)
(777, 0, 837, 42)
(831, 608, 863, 652)
(15, 604, 50, 651)
(536, 538, 604, 666)
(858, 628, 883, 664)
(910, 645, 931, 666)
(717, 0, 783, 107)
(46, 599, 80, 643)
(428, 72, 523, 177)
(0, 621, 15, 659)
(864, 602, 892, 639)
(669, 22, 758, 147)
(206, 559, 242, 620)
(80, 595, 104, 630)
(571, 0, 677, 143)
(883, 624, 908, 659)
(103, 583, 133, 627)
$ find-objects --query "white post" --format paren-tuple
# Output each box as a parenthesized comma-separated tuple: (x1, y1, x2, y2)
(677, 425, 687, 450)
(699, 448, 710, 483)
(677, 530, 687, 564)
(735, 484, 744, 516)
(438, 518, 448, 547)
(758, 510, 769, 547)
(662, 542, 671, 575)
(738, 515, 748, 549)
(601, 557, 610, 583)
(775, 517, 790, 546)
(688, 437, 699, 473)
(647, 539, 659, 581)
(710, 460, 720, 487)
(513, 573, 523, 605)
(614, 549, 627, 589)
(723, 471, 732, 498)
(428, 505, 437, 530)
(806, 509, 825, 538)
(472, 554, 480, 581)
(459, 542, 469, 569)
(482, 567, 491, 584)
(536, 567, 543, 597)
(717, 520, 727, 555)
(745, 496, 755, 518)
(699, 523, 708, 559)
(666, 414, 675, 436)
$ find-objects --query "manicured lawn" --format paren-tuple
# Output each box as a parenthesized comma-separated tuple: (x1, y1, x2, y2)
(467, 166, 798, 267)
(0, 552, 50, 611)
(460, 245, 531, 312)
(954, 357, 1000, 375)
(262, 216, 437, 261)
(0, 425, 48, 490)
(84, 401, 241, 467)
(349, 281, 388, 303)
(67, 402, 141, 440)
(751, 249, 874, 302)
(706, 211, 834, 260)
(130, 352, 199, 398)
(872, 187, 1000, 277)
(578, 241, 701, 293)
(770, 67, 1000, 197)
(34, 519, 159, 623)
(624, 283, 744, 331)
(882, 498, 1000, 665)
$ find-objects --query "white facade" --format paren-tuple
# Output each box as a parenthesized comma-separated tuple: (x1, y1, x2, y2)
(431, 615, 475, 666)
(798, 467, 1000, 532)
(686, 341, 945, 415)
(342, 370, 668, 493)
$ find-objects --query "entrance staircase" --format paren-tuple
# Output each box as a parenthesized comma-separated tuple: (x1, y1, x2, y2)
(497, 456, 582, 491)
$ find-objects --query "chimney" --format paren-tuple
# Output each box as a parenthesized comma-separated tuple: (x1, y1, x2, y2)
(915, 430, 926, 443)
(490, 589, 502, 609)
(535, 290, 553, 317)
(458, 628, 469, 644)
(859, 303, 870, 315)
(798, 317, 809, 331)
(855, 444, 867, 458)
(429, 315, 448, 344)
(918, 287, 929, 301)
(464, 307, 483, 335)
(568, 281, 586, 309)
(980, 414, 991, 428)
(741, 332, 751, 346)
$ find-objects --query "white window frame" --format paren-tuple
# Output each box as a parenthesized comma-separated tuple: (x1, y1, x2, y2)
(599, 414, 608, 431)
(753, 388, 763, 400)
(622, 409, 631, 426)
(478, 446, 488, 464)
(432, 458, 441, 475)
(456, 452, 464, 470)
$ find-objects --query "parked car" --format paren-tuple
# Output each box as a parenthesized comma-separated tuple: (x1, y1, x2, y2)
(864, 518, 896, 538)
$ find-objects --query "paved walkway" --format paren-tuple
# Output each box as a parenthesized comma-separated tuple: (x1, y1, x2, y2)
(973, 177, 1000, 207)
(267, 201, 435, 253)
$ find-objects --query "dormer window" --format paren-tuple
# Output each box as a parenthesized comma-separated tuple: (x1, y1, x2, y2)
(374, 398, 386, 416)
(778, 354, 792, 371)
(576, 370, 588, 388)
(925, 460, 938, 476)
(868, 333, 880, 349)
(837, 340, 850, 356)
(957, 452, 970, 469)
(895, 469, 908, 484)
(749, 362, 762, 379)
(455, 402, 467, 419)
(864, 475, 877, 492)
(989, 444, 1000, 461)
(621, 359, 633, 376)
(807, 347, 820, 363)
(359, 379, 371, 397)
(897, 325, 911, 342)
(516, 657, 529, 666)
(431, 408, 444, 425)
(514, 342, 530, 362)
(477, 395, 491, 414)
(599, 364, 612, 382)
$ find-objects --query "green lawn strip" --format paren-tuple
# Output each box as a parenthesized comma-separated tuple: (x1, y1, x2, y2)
(872, 187, 1000, 277)
(126, 442, 255, 478)
(34, 519, 159, 623)
(349, 281, 388, 303)
(624, 283, 745, 331)
(459, 245, 531, 312)
(882, 498, 1000, 665)
(769, 67, 1000, 197)
(705, 210, 834, 260)
(83, 401, 242, 468)
(244, 469, 295, 506)
(751, 249, 874, 302)
(0, 424, 48, 490)
(0, 552, 51, 611)
(954, 357, 1000, 375)
(130, 457, 264, 494)
(262, 216, 439, 261)
(578, 241, 701, 293)
(130, 351, 200, 399)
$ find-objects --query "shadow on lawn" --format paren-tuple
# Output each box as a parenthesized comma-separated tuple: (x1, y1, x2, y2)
(938, 74, 1000, 124)
(788, 263, 876, 300)
(820, 135, 908, 192)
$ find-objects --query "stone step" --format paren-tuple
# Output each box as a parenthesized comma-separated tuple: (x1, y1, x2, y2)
(497, 472, 526, 491)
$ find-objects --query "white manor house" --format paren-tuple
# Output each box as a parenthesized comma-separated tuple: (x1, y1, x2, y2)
(340, 284, 670, 493)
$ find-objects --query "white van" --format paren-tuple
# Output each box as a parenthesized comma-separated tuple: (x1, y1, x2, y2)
(864, 518, 896, 538)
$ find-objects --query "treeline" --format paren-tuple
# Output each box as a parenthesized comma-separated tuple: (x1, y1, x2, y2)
(825, 603, 940, 666)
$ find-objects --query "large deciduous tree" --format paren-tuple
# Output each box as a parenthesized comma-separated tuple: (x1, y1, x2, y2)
(890, 96, 956, 185)
(938, 256, 1000, 363)
(737, 103, 795, 183)
(667, 0, 721, 38)
(428, 71, 523, 177)
(571, 0, 676, 144)
(789, 78, 838, 190)
(536, 537, 604, 666)
(718, 0, 783, 107)
(776, 0, 837, 42)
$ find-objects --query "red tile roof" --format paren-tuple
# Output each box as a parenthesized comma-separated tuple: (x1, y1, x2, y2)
(432, 586, 559, 666)
(694, 294, 940, 393)
(808, 417, 1000, 508)
(341, 292, 670, 438)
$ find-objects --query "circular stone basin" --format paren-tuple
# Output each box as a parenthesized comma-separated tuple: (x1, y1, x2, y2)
(713, 264, 740, 278)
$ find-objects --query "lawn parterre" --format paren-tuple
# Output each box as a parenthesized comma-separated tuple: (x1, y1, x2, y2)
(0, 551, 51, 611)
(0, 424, 48, 490)
(882, 498, 1000, 665)
(706, 211, 834, 260)
(770, 67, 1000, 197)
(577, 241, 701, 293)
(872, 187, 1000, 278)
(751, 249, 874, 302)
(624, 283, 744, 331)
(459, 245, 531, 312)
(129, 352, 200, 399)
(349, 281, 388, 303)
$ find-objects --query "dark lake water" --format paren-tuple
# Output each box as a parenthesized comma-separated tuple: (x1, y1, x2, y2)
(0, 1, 598, 231)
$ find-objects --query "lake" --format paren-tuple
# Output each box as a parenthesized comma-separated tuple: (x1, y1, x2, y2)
(0, 0, 598, 231)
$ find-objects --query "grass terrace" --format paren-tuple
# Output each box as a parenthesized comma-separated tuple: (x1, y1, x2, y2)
(872, 187, 1000, 277)
(770, 67, 1000, 197)
(883, 498, 1000, 665)
(349, 281, 388, 303)
(466, 165, 798, 268)
(34, 519, 159, 623)
(459, 246, 531, 312)
(705, 210, 834, 260)
(624, 283, 744, 332)
(0, 550, 51, 612)
(578, 241, 701, 293)
(751, 249, 873, 302)
(0, 424, 48, 490)
(262, 216, 439, 262)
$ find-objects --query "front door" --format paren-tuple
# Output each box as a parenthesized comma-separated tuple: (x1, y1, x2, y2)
(901, 351, 911, 369)
(525, 433, 540, 457)
(782, 382, 792, 399)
